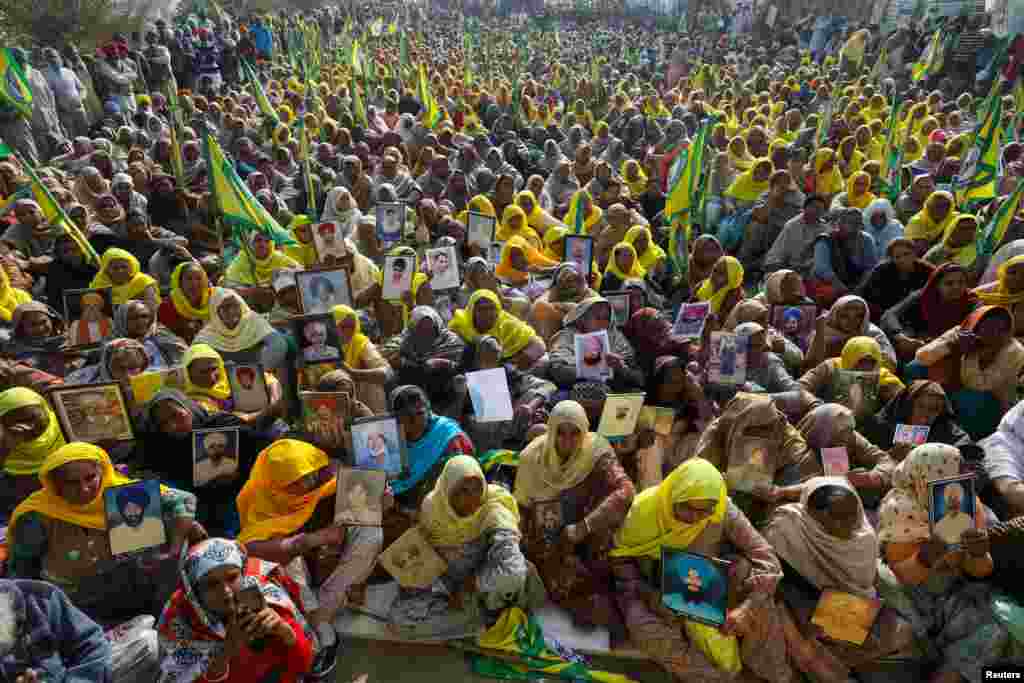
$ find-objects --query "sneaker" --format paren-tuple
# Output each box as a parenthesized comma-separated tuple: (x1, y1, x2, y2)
(308, 637, 340, 680)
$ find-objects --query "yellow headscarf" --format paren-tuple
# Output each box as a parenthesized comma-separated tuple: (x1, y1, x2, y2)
(839, 137, 867, 177)
(448, 289, 538, 358)
(182, 343, 232, 402)
(89, 248, 159, 306)
(838, 336, 904, 393)
(332, 304, 369, 367)
(237, 439, 338, 543)
(845, 171, 876, 210)
(605, 242, 647, 281)
(696, 256, 744, 314)
(906, 191, 957, 242)
(224, 234, 301, 286)
(939, 214, 978, 268)
(611, 458, 727, 559)
(0, 388, 66, 476)
(542, 225, 569, 261)
(513, 190, 550, 231)
(624, 225, 666, 271)
(10, 443, 141, 532)
(564, 190, 603, 235)
(168, 262, 210, 321)
(974, 254, 1024, 307)
(728, 137, 754, 172)
(724, 158, 772, 202)
(0, 267, 32, 322)
(283, 214, 319, 267)
(495, 205, 543, 248)
(813, 148, 845, 196)
(621, 160, 648, 197)
(514, 401, 609, 505)
(456, 194, 496, 225)
(495, 235, 558, 283)
(419, 455, 520, 547)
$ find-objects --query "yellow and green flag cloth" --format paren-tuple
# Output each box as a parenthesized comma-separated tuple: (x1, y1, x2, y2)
(912, 30, 943, 83)
(418, 62, 441, 129)
(203, 133, 295, 248)
(18, 155, 97, 265)
(243, 61, 280, 126)
(664, 117, 712, 222)
(956, 90, 1003, 208)
(0, 48, 32, 118)
(978, 177, 1024, 258)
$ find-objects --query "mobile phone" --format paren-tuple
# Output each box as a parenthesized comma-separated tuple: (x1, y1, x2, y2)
(236, 584, 265, 615)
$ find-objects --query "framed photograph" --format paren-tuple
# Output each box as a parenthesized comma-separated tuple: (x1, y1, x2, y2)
(334, 466, 388, 526)
(311, 222, 348, 262)
(928, 474, 977, 547)
(533, 498, 569, 549)
(226, 363, 270, 413)
(597, 393, 646, 439)
(51, 383, 134, 443)
(465, 368, 514, 423)
(300, 391, 350, 450)
(673, 302, 711, 339)
(726, 437, 774, 493)
(708, 331, 748, 385)
(376, 202, 405, 244)
(272, 269, 298, 295)
(574, 330, 610, 381)
(63, 287, 115, 349)
(564, 235, 594, 281)
(894, 424, 930, 446)
(296, 267, 353, 315)
(291, 314, 342, 365)
(379, 526, 448, 589)
(128, 367, 187, 407)
(488, 242, 504, 265)
(350, 414, 408, 478)
(660, 549, 731, 627)
(811, 590, 882, 645)
(467, 211, 497, 250)
(192, 427, 240, 487)
(770, 304, 817, 352)
(604, 291, 631, 327)
(821, 447, 850, 476)
(426, 245, 461, 291)
(382, 254, 414, 300)
(434, 293, 456, 324)
(104, 479, 166, 557)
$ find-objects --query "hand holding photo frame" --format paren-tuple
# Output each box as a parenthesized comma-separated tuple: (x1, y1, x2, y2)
(597, 393, 646, 439)
(673, 302, 711, 339)
(379, 527, 448, 589)
(376, 202, 405, 245)
(350, 414, 408, 478)
(660, 549, 731, 627)
(564, 235, 594, 281)
(467, 211, 497, 250)
(192, 427, 240, 487)
(426, 245, 461, 291)
(382, 254, 415, 300)
(604, 291, 631, 328)
(226, 363, 271, 413)
(104, 479, 166, 557)
(311, 222, 347, 263)
(334, 467, 388, 526)
(50, 383, 134, 444)
(928, 474, 977, 548)
(300, 391, 351, 450)
(296, 267, 353, 315)
(291, 314, 343, 365)
(63, 288, 115, 349)
(574, 330, 611, 380)
(465, 368, 515, 423)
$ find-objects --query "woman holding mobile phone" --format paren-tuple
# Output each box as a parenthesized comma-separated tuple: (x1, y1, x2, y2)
(157, 538, 318, 683)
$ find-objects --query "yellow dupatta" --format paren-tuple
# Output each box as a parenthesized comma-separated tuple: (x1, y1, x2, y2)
(0, 267, 32, 322)
(169, 262, 211, 321)
(813, 148, 845, 196)
(182, 343, 232, 402)
(696, 256, 744, 314)
(974, 255, 1024, 307)
(839, 336, 904, 393)
(332, 304, 369, 367)
(605, 242, 647, 281)
(906, 191, 957, 242)
(513, 191, 554, 231)
(939, 214, 979, 268)
(10, 443, 143, 532)
(845, 171, 876, 210)
(624, 225, 667, 271)
(419, 455, 520, 547)
(224, 235, 301, 286)
(495, 205, 543, 248)
(283, 215, 319, 267)
(0, 387, 65, 476)
(237, 439, 338, 543)
(621, 160, 649, 197)
(456, 194, 496, 225)
(495, 235, 558, 284)
(724, 159, 772, 202)
(448, 289, 538, 358)
(89, 248, 159, 306)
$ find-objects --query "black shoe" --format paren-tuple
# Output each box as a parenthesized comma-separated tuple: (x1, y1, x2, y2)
(309, 637, 340, 680)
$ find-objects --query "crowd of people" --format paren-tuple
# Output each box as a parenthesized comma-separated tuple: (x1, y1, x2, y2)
(3, 0, 1024, 682)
